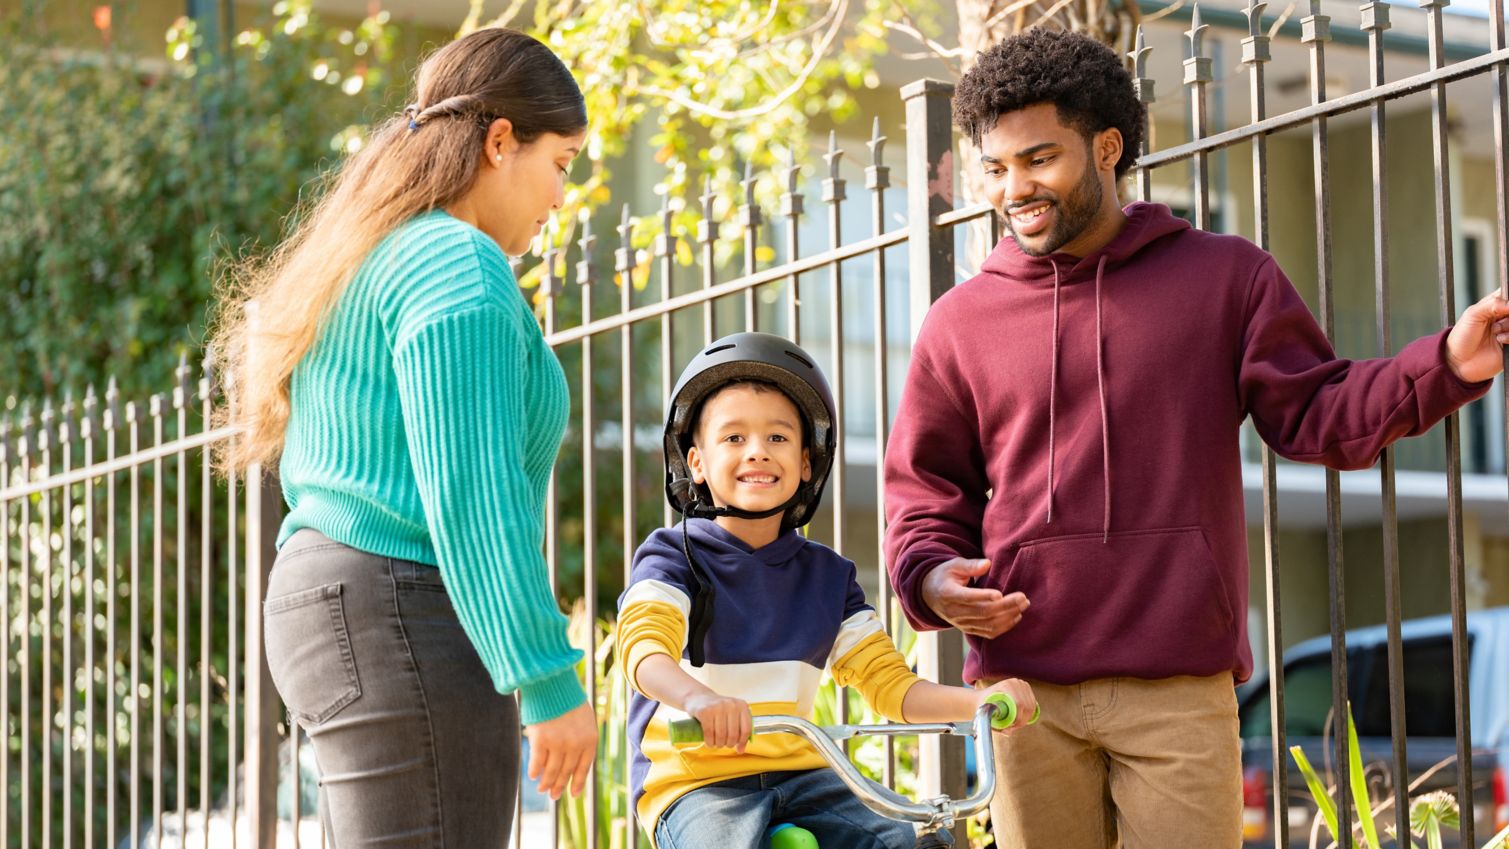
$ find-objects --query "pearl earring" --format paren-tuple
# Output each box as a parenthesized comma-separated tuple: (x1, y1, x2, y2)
(495, 154, 502, 162)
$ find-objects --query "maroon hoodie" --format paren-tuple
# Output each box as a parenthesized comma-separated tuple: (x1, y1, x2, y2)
(884, 202, 1489, 686)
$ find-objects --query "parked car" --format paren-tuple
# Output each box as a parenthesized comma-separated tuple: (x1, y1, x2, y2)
(1238, 607, 1509, 847)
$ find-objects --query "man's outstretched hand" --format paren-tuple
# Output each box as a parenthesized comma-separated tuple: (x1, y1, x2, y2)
(920, 557, 1029, 639)
(1446, 292, 1509, 384)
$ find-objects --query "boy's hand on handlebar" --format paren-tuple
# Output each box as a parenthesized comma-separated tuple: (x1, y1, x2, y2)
(684, 692, 752, 753)
(979, 679, 1037, 733)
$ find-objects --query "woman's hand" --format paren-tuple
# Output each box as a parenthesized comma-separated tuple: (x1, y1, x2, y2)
(524, 701, 598, 800)
(683, 691, 752, 753)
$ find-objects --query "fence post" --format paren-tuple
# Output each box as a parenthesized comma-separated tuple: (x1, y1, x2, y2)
(902, 77, 968, 846)
(243, 469, 283, 849)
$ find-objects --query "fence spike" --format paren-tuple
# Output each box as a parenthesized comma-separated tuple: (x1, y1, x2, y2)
(656, 191, 677, 259)
(866, 118, 890, 193)
(39, 397, 55, 454)
(1245, 0, 1268, 38)
(1184, 5, 1214, 85)
(19, 400, 35, 459)
(868, 118, 887, 169)
(1242, 0, 1273, 63)
(741, 160, 763, 231)
(577, 207, 597, 285)
(617, 204, 636, 280)
(174, 350, 190, 410)
(824, 131, 844, 181)
(542, 216, 561, 300)
(149, 392, 164, 421)
(699, 173, 720, 246)
(105, 376, 121, 433)
(1130, 26, 1156, 105)
(199, 355, 216, 406)
(59, 389, 76, 445)
(822, 131, 847, 204)
(82, 384, 98, 442)
(782, 151, 805, 220)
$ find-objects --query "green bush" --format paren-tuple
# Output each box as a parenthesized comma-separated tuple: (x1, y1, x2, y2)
(0, 1, 401, 404)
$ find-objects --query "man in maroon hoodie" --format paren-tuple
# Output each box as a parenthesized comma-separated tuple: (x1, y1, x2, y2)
(883, 29, 1509, 849)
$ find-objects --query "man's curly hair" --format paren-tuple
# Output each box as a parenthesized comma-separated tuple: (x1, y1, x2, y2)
(954, 29, 1146, 180)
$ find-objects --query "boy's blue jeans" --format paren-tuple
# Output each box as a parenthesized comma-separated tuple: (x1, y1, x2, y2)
(653, 769, 922, 849)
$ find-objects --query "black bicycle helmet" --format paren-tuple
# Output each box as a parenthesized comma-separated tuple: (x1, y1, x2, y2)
(663, 332, 837, 531)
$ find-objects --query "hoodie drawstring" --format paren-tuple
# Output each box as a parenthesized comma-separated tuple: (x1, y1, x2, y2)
(1046, 261, 1061, 524)
(1094, 255, 1111, 543)
(1045, 256, 1113, 543)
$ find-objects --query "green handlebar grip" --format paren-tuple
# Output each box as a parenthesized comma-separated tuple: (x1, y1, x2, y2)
(985, 692, 1041, 729)
(668, 718, 758, 748)
(768, 824, 819, 849)
(667, 718, 704, 747)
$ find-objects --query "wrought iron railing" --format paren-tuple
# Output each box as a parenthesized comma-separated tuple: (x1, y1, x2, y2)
(4, 4, 1509, 845)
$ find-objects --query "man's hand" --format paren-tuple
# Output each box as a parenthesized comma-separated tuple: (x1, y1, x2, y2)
(1445, 291, 1509, 383)
(683, 691, 752, 753)
(920, 557, 1029, 639)
(524, 701, 598, 801)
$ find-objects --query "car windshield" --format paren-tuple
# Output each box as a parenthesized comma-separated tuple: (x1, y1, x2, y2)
(1241, 653, 1342, 739)
(1239, 634, 1474, 741)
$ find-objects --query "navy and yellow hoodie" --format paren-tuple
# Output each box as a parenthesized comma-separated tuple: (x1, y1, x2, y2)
(618, 519, 921, 840)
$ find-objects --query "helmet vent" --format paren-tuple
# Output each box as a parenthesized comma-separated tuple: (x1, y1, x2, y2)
(783, 350, 815, 369)
(703, 344, 736, 356)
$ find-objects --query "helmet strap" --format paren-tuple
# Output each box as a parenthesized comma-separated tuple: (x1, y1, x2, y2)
(681, 519, 716, 667)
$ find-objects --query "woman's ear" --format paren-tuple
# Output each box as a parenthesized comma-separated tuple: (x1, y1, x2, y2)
(484, 117, 519, 167)
(687, 445, 706, 485)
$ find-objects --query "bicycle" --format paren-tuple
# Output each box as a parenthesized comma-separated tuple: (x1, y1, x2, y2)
(667, 692, 1037, 849)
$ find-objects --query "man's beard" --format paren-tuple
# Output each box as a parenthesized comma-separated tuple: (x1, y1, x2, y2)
(1004, 160, 1104, 257)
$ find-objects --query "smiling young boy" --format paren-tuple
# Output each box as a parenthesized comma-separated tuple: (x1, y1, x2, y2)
(617, 332, 1036, 849)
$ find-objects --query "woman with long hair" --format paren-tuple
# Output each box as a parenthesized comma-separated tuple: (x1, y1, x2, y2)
(213, 27, 596, 845)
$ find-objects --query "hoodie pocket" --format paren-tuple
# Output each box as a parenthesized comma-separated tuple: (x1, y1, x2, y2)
(989, 526, 1237, 680)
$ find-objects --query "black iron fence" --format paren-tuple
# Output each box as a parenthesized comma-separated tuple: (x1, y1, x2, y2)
(4, 3, 1508, 846)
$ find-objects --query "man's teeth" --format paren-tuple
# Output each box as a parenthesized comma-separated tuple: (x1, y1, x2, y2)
(1013, 206, 1049, 222)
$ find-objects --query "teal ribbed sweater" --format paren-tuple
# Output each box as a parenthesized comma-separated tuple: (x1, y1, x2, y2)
(277, 210, 583, 725)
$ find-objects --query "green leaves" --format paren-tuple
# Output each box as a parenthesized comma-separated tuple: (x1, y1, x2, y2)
(0, 2, 398, 403)
(467, 0, 901, 294)
(1291, 744, 1342, 842)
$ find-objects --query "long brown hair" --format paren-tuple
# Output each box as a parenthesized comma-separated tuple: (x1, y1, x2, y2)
(211, 27, 585, 472)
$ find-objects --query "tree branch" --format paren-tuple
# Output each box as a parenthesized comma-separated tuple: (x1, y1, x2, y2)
(637, 0, 849, 121)
(882, 18, 968, 60)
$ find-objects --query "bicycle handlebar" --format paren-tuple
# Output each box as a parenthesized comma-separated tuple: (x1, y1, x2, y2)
(664, 693, 1039, 833)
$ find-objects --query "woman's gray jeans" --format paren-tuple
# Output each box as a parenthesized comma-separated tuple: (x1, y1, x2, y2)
(264, 529, 520, 848)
